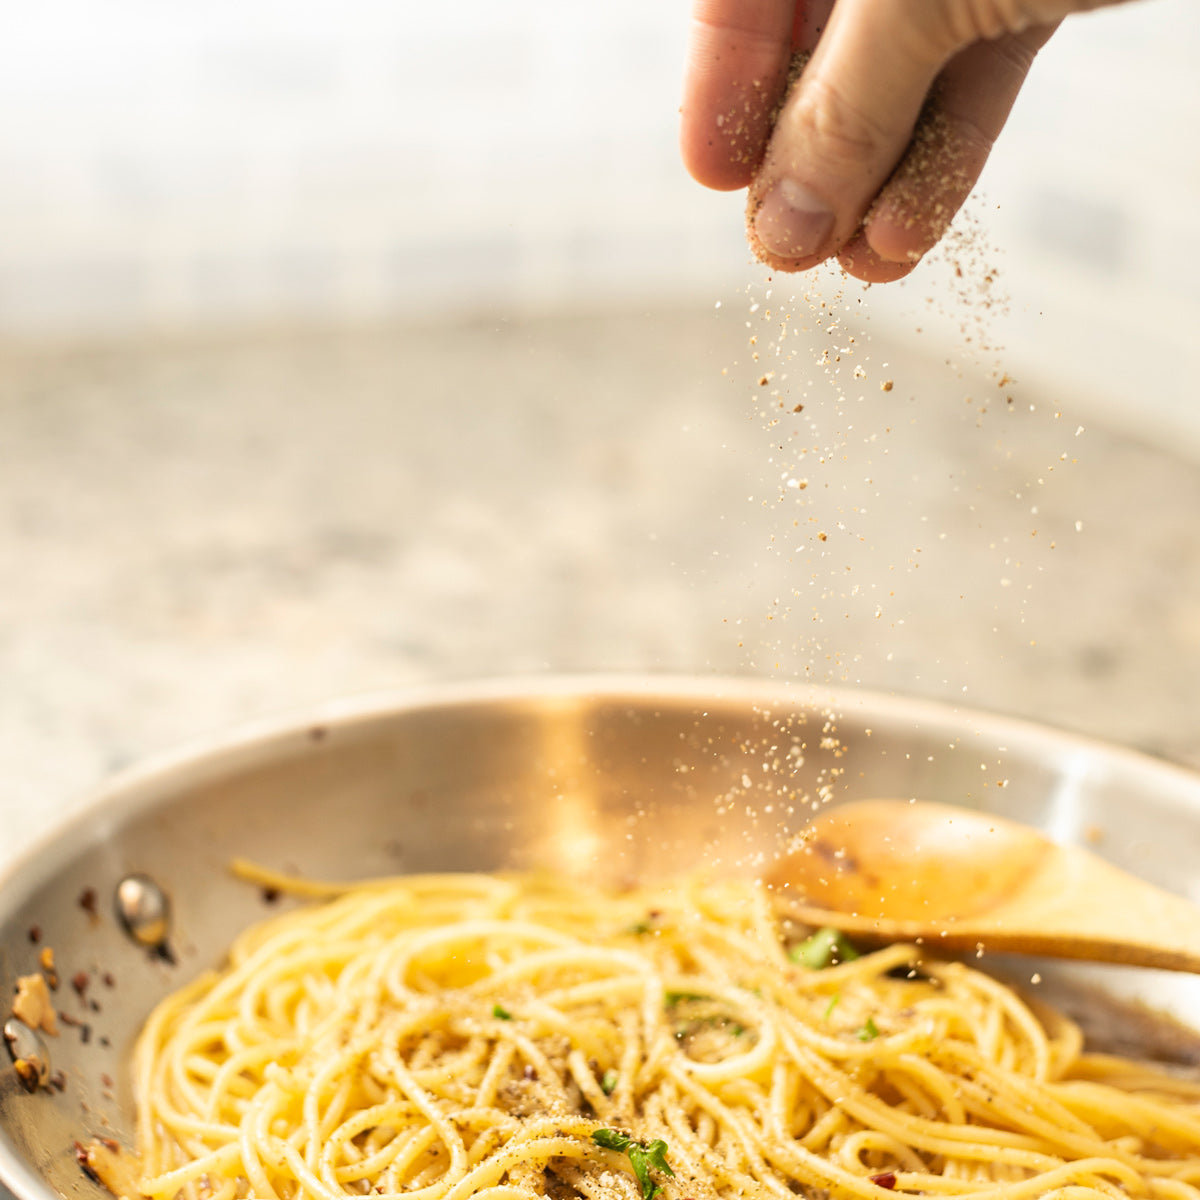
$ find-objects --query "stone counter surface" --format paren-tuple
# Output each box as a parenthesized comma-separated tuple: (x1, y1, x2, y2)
(2, 303, 1199, 862)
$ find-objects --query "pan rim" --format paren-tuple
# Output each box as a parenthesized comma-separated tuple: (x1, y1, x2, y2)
(4, 672, 1200, 907)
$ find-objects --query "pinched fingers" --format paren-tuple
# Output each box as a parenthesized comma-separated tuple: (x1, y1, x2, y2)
(840, 24, 1056, 281)
(741, 0, 1135, 279)
(746, 0, 950, 272)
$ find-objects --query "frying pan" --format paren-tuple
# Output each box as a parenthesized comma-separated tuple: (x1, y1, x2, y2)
(3, 676, 1200, 1200)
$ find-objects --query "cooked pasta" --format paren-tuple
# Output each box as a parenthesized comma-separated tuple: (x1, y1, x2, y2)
(123, 868, 1200, 1200)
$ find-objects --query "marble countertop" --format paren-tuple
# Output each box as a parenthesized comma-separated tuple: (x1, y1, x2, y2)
(2, 302, 1199, 862)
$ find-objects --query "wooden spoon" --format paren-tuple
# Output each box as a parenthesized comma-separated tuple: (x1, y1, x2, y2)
(766, 798, 1200, 972)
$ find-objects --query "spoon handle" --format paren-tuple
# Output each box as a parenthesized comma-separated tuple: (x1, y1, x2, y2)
(781, 846, 1200, 974)
(980, 844, 1200, 973)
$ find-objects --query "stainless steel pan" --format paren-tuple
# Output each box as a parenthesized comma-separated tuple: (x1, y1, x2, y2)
(4, 676, 1200, 1200)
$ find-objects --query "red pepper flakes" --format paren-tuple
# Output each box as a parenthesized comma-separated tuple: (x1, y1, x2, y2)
(870, 1172, 897, 1190)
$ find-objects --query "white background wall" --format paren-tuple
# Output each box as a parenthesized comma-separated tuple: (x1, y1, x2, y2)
(1, 1, 1198, 449)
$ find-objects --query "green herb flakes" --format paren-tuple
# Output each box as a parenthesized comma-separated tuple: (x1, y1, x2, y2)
(592, 1130, 675, 1200)
(791, 927, 861, 970)
(664, 990, 711, 1005)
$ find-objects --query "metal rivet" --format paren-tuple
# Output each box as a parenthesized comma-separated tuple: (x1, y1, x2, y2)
(115, 874, 171, 948)
(4, 1018, 50, 1089)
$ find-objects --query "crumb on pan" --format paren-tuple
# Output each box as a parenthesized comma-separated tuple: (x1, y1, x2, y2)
(12, 972, 58, 1035)
(78, 1139, 146, 1200)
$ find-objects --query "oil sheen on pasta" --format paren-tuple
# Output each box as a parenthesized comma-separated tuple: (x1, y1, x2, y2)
(120, 871, 1200, 1200)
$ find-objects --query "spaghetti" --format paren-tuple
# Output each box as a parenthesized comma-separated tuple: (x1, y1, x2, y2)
(119, 869, 1200, 1200)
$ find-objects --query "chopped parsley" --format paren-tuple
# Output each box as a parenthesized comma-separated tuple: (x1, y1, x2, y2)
(492, 1004, 513, 1020)
(790, 927, 860, 970)
(600, 1069, 619, 1095)
(858, 1017, 880, 1041)
(823, 994, 840, 1020)
(592, 1130, 675, 1200)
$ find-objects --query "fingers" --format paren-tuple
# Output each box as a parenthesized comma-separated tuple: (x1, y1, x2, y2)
(744, 0, 1130, 278)
(680, 0, 796, 191)
(699, 0, 1136, 279)
(840, 24, 1056, 282)
(747, 0, 951, 270)
(681, 0, 835, 191)
(834, 233, 916, 284)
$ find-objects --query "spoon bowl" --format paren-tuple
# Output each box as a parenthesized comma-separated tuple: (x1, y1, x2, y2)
(767, 799, 1200, 973)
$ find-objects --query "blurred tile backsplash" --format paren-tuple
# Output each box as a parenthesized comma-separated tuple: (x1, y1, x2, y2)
(2, 1, 1198, 447)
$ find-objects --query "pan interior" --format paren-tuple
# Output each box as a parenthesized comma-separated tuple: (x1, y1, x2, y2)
(3, 681, 1200, 1200)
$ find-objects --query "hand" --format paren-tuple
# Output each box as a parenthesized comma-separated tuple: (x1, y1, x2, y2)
(681, 0, 1137, 282)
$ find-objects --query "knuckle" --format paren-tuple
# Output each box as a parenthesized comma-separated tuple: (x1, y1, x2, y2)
(983, 27, 1047, 79)
(942, 0, 1042, 43)
(784, 76, 895, 175)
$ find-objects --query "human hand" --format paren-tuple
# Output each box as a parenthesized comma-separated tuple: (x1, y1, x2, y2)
(681, 0, 1138, 282)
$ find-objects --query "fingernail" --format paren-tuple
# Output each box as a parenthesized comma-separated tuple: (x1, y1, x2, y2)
(754, 179, 834, 259)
